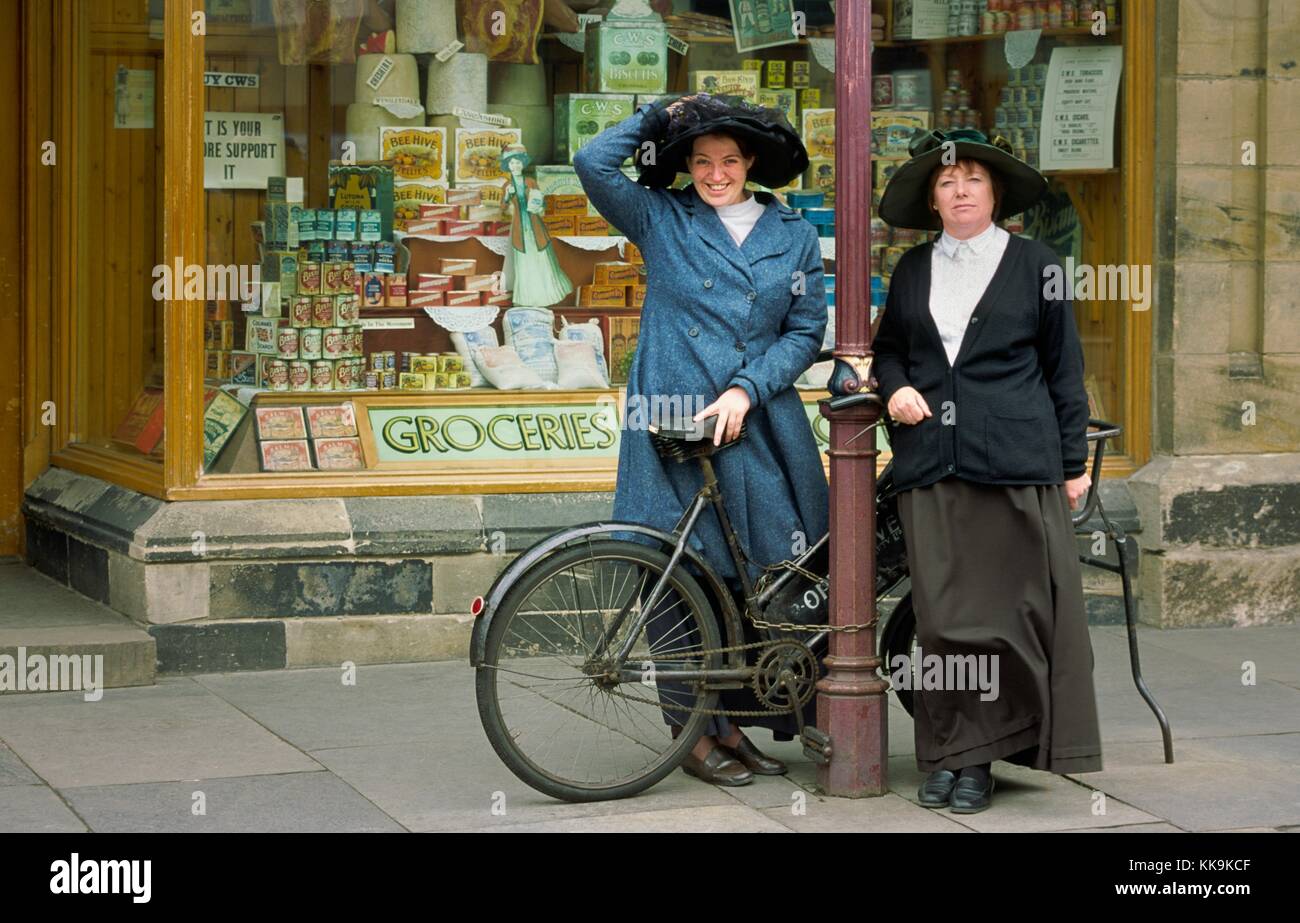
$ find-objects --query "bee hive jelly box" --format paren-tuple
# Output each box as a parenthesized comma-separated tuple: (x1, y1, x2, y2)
(802, 109, 836, 161)
(692, 71, 759, 102)
(756, 88, 797, 128)
(585, 15, 667, 94)
(380, 126, 447, 184)
(392, 181, 448, 227)
(454, 128, 521, 185)
(554, 94, 635, 163)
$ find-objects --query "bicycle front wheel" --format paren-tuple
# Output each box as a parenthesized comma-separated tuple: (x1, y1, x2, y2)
(476, 539, 723, 802)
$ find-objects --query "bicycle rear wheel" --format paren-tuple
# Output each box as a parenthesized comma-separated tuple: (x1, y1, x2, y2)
(476, 539, 722, 802)
(880, 591, 918, 717)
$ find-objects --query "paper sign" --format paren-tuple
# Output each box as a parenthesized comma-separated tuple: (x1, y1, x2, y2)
(359, 317, 416, 330)
(114, 67, 155, 129)
(729, 0, 799, 52)
(204, 112, 286, 189)
(1039, 46, 1123, 171)
(204, 71, 261, 89)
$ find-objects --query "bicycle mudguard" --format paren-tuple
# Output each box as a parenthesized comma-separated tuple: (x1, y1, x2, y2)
(468, 521, 748, 669)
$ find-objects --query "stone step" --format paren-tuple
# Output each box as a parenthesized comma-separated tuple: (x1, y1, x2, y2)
(0, 560, 155, 694)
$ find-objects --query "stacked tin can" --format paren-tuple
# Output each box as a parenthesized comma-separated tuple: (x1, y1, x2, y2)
(279, 275, 367, 392)
(399, 353, 472, 391)
(936, 69, 981, 133)
(993, 63, 1048, 168)
(364, 350, 400, 391)
(977, 0, 1120, 33)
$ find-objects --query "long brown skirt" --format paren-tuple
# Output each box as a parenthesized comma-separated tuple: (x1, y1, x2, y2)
(897, 478, 1103, 774)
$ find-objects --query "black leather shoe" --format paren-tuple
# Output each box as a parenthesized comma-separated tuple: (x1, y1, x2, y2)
(949, 774, 995, 814)
(682, 747, 754, 786)
(917, 769, 957, 808)
(723, 736, 788, 775)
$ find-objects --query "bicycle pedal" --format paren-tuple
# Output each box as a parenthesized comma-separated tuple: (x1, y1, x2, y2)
(801, 726, 833, 765)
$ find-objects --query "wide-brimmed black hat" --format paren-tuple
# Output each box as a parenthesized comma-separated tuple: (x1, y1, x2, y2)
(636, 93, 809, 190)
(879, 127, 1048, 230)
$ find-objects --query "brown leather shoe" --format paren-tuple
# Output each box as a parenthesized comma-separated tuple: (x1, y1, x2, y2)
(681, 746, 754, 786)
(723, 735, 788, 775)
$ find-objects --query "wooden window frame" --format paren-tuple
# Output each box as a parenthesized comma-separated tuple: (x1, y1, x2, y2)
(33, 1, 1153, 501)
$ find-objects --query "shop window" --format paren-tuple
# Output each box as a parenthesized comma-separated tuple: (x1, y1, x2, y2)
(67, 1, 167, 464)
(187, 0, 1130, 482)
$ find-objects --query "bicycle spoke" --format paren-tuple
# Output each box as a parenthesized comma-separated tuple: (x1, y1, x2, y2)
(483, 545, 720, 793)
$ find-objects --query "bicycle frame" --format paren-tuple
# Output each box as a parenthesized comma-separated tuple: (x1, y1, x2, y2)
(606, 452, 756, 677)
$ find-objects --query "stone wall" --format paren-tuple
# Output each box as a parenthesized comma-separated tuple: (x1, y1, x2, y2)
(1138, 0, 1300, 626)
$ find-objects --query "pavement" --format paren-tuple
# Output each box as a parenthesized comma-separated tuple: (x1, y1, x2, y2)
(2, 564, 1300, 833)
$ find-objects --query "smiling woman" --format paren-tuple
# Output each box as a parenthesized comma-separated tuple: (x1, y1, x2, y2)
(572, 91, 829, 787)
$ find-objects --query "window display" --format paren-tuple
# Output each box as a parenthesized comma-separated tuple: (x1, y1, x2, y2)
(61, 0, 1130, 484)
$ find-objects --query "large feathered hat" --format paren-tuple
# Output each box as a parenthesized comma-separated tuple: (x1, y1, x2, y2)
(636, 93, 809, 190)
(879, 127, 1048, 230)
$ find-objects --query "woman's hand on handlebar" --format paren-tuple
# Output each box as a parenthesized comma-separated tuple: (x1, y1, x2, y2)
(887, 386, 932, 425)
(695, 386, 751, 446)
(1065, 473, 1091, 510)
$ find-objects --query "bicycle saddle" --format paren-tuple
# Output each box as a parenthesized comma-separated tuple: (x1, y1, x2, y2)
(648, 413, 747, 462)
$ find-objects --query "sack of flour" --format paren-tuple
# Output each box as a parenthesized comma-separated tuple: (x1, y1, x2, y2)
(554, 341, 607, 389)
(450, 326, 500, 387)
(473, 345, 548, 390)
(502, 307, 558, 384)
(559, 317, 609, 384)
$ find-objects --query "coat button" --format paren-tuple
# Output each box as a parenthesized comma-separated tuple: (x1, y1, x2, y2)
(688, 326, 699, 337)
(970, 317, 979, 324)
(703, 279, 713, 289)
(746, 291, 756, 301)
(735, 342, 746, 352)
(947, 464, 955, 472)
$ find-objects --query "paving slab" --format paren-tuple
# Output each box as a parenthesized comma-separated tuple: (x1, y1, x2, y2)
(0, 785, 87, 832)
(61, 771, 404, 833)
(760, 789, 973, 833)
(311, 739, 737, 832)
(0, 742, 40, 786)
(1059, 822, 1186, 833)
(466, 804, 790, 833)
(192, 661, 472, 750)
(0, 678, 320, 788)
(1098, 624, 1300, 687)
(0, 564, 138, 630)
(714, 771, 811, 810)
(1063, 739, 1300, 832)
(1093, 668, 1300, 743)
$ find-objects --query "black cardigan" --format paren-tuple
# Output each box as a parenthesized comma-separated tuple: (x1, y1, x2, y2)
(873, 234, 1090, 492)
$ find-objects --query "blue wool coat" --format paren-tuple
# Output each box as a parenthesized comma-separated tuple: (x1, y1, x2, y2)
(574, 107, 830, 582)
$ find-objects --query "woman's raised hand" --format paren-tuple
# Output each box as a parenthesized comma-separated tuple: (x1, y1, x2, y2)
(887, 386, 932, 425)
(695, 386, 752, 447)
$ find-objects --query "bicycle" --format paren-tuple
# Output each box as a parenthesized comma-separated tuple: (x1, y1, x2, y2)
(470, 385, 1173, 803)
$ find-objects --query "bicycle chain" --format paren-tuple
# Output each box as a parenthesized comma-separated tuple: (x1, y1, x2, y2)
(610, 638, 817, 719)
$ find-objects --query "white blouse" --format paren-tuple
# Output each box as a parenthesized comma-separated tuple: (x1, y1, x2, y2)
(713, 194, 765, 247)
(929, 222, 1010, 365)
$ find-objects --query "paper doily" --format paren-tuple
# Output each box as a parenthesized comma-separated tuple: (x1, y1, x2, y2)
(423, 305, 501, 332)
(1004, 29, 1042, 68)
(809, 37, 835, 73)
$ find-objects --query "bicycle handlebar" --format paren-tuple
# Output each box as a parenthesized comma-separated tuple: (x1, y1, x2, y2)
(1072, 418, 1122, 527)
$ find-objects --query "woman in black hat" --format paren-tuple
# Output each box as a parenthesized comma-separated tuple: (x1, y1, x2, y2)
(874, 128, 1103, 814)
(574, 94, 829, 788)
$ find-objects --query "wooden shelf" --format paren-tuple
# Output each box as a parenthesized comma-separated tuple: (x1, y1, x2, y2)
(541, 31, 836, 47)
(1042, 168, 1120, 176)
(876, 24, 1122, 47)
